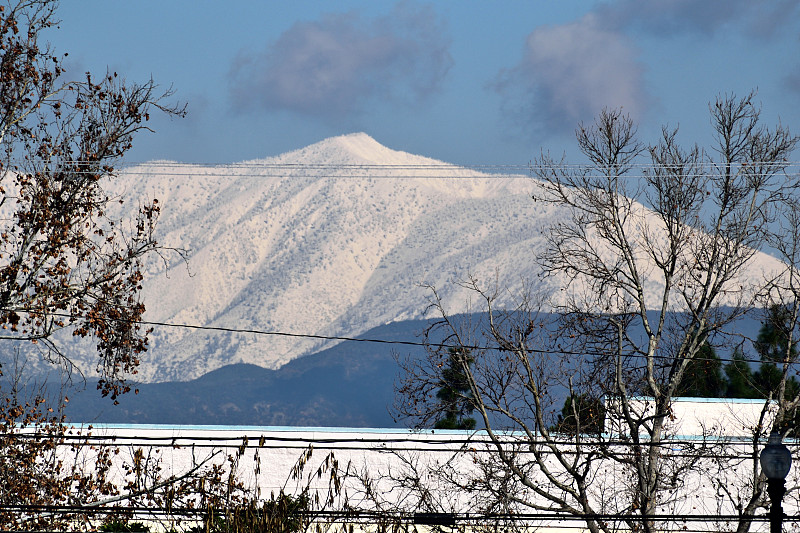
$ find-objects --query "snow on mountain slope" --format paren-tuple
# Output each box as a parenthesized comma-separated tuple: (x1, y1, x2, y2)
(81, 132, 783, 383)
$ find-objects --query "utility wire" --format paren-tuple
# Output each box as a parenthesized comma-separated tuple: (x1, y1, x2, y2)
(3, 160, 800, 179)
(122, 316, 800, 368)
(9, 159, 800, 168)
(0, 308, 793, 369)
(0, 426, 780, 460)
(0, 503, 790, 524)
(0, 429, 776, 450)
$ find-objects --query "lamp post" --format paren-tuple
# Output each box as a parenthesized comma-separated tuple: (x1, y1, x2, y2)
(760, 431, 792, 533)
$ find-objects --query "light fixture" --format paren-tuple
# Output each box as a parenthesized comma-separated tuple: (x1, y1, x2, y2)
(760, 430, 792, 533)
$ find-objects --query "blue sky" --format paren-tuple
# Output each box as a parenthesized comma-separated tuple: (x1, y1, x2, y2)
(55, 1, 800, 167)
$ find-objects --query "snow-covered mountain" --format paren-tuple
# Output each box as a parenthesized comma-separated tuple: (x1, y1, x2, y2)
(77, 132, 782, 383)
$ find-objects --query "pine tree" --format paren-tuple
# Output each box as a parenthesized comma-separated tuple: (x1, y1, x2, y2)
(553, 394, 605, 434)
(724, 350, 759, 398)
(752, 304, 800, 399)
(433, 348, 476, 430)
(676, 342, 725, 397)
(754, 304, 798, 363)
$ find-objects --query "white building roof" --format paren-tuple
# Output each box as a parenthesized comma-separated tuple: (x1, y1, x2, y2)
(604, 396, 776, 438)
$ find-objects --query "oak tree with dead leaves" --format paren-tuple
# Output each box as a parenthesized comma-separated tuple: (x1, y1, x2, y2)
(0, 0, 184, 400)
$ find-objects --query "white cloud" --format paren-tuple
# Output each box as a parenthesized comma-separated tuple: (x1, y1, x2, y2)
(229, 3, 452, 119)
(496, 14, 647, 135)
(496, 0, 800, 139)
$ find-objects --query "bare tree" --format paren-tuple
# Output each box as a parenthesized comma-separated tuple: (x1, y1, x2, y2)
(761, 196, 800, 433)
(714, 181, 800, 533)
(0, 0, 185, 399)
(396, 92, 799, 533)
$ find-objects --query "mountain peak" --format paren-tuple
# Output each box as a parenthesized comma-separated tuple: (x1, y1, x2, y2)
(271, 132, 449, 167)
(325, 132, 383, 155)
(311, 132, 393, 162)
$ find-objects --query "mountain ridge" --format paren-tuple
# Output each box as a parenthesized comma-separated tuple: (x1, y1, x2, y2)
(40, 132, 786, 384)
(61, 309, 767, 427)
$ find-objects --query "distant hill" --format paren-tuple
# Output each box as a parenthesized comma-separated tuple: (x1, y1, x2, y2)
(63, 318, 431, 427)
(61, 310, 765, 427)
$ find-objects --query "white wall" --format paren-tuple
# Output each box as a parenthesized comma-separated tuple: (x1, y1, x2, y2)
(53, 414, 796, 532)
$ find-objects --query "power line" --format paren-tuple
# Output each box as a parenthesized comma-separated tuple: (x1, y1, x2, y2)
(0, 308, 793, 369)
(3, 159, 800, 180)
(128, 316, 800, 369)
(0, 502, 789, 525)
(34, 159, 800, 169)
(1, 429, 777, 452)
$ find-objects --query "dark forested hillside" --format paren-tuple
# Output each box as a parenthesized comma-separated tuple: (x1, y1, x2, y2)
(60, 310, 765, 428)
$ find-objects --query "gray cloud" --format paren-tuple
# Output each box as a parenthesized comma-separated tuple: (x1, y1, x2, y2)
(229, 3, 451, 119)
(596, 0, 800, 38)
(786, 67, 800, 95)
(496, 13, 648, 136)
(496, 0, 800, 138)
(596, 0, 753, 36)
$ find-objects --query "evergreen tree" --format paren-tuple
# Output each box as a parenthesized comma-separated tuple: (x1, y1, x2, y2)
(676, 342, 725, 397)
(724, 350, 759, 398)
(752, 304, 800, 399)
(433, 348, 476, 430)
(553, 394, 605, 435)
(721, 304, 800, 437)
(753, 361, 786, 397)
(754, 304, 798, 363)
